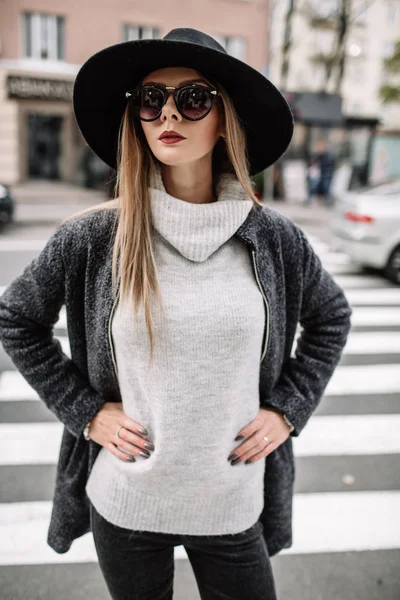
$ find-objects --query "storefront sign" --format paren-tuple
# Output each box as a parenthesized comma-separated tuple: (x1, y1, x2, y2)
(6, 75, 73, 101)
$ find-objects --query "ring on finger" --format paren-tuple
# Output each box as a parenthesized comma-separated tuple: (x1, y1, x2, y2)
(116, 425, 124, 439)
(263, 435, 270, 445)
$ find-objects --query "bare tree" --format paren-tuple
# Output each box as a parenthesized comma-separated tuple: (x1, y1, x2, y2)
(280, 0, 296, 90)
(379, 39, 400, 104)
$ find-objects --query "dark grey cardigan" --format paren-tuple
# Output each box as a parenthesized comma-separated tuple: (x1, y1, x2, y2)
(0, 202, 352, 556)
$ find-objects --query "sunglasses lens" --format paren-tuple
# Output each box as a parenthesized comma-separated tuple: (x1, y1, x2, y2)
(132, 86, 164, 120)
(178, 86, 213, 119)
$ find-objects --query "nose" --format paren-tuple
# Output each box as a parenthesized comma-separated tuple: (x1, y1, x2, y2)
(160, 90, 182, 122)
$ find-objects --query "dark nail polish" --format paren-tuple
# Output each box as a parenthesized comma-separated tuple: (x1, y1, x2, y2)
(235, 434, 245, 441)
(138, 427, 148, 435)
(127, 456, 135, 462)
(228, 452, 239, 461)
(230, 457, 241, 465)
(139, 450, 151, 458)
(144, 443, 155, 451)
(245, 459, 253, 464)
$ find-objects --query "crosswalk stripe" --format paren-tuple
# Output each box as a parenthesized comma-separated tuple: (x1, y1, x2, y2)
(345, 288, 400, 305)
(351, 307, 400, 326)
(325, 363, 400, 395)
(0, 490, 399, 564)
(333, 275, 388, 288)
(1, 413, 399, 465)
(294, 414, 400, 456)
(343, 332, 400, 354)
(0, 240, 47, 251)
(283, 490, 400, 554)
(0, 372, 39, 400)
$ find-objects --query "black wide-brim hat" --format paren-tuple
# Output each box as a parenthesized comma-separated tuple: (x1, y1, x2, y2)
(73, 27, 294, 176)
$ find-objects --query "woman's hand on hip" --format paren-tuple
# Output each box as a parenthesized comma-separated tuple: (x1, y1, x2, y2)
(87, 402, 155, 462)
(227, 407, 291, 465)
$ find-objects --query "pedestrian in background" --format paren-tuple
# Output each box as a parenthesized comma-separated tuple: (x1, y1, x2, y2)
(305, 139, 336, 206)
(0, 27, 351, 600)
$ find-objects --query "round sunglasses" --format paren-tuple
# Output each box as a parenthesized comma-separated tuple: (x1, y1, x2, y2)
(125, 83, 220, 122)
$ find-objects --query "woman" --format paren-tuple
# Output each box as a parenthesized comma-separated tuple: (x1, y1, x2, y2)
(0, 28, 352, 599)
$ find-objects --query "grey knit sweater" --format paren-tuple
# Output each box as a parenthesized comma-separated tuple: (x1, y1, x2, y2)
(85, 168, 268, 535)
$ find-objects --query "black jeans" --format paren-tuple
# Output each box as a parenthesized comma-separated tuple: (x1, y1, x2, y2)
(90, 503, 278, 600)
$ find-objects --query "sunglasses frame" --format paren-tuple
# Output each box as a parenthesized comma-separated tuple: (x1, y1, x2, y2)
(125, 83, 220, 122)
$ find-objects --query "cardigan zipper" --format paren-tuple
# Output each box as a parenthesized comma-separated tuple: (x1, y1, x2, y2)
(251, 249, 270, 363)
(108, 287, 120, 382)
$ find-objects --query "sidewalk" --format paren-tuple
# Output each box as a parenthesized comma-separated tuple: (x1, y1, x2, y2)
(10, 180, 107, 224)
(263, 197, 335, 229)
(9, 179, 335, 229)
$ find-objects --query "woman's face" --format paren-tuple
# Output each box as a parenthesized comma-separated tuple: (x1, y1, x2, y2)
(138, 67, 225, 168)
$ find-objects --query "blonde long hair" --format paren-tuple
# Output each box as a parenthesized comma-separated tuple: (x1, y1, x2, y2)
(65, 74, 262, 365)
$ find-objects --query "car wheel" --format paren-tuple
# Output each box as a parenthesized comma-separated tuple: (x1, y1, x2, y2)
(384, 244, 400, 284)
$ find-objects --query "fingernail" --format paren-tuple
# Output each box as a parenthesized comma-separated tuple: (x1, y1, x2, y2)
(235, 434, 244, 441)
(230, 457, 241, 465)
(127, 456, 135, 462)
(139, 450, 151, 458)
(245, 459, 253, 464)
(228, 452, 239, 461)
(144, 442, 155, 451)
(138, 427, 148, 435)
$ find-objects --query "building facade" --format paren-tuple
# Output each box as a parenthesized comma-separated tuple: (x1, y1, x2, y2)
(266, 0, 400, 190)
(268, 0, 400, 127)
(0, 0, 270, 185)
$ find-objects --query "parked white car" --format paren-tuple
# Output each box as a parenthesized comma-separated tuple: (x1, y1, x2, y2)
(331, 180, 400, 284)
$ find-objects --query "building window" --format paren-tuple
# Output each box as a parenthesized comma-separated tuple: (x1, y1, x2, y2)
(353, 1, 368, 25)
(212, 35, 247, 61)
(351, 65, 365, 83)
(123, 25, 160, 41)
(312, 0, 339, 19)
(387, 3, 397, 24)
(22, 12, 65, 60)
(383, 40, 395, 58)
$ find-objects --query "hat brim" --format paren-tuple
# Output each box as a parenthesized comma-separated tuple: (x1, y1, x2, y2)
(72, 39, 294, 176)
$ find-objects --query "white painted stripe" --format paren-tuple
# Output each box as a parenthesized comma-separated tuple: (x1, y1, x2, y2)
(346, 288, 400, 305)
(0, 492, 399, 564)
(320, 253, 354, 266)
(343, 331, 400, 354)
(58, 336, 70, 356)
(0, 423, 61, 465)
(333, 275, 387, 288)
(325, 364, 400, 395)
(351, 306, 400, 326)
(1, 413, 399, 466)
(283, 491, 400, 555)
(57, 307, 67, 329)
(294, 414, 400, 456)
(293, 329, 400, 355)
(0, 240, 47, 251)
(0, 372, 39, 401)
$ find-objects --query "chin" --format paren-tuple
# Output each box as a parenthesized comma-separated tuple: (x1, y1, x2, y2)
(153, 154, 197, 167)
(153, 150, 212, 168)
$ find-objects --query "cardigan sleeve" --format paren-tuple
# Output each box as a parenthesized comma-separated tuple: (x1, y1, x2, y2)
(0, 221, 107, 438)
(263, 224, 352, 437)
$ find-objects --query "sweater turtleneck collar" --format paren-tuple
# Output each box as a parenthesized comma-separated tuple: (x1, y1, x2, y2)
(149, 163, 254, 262)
